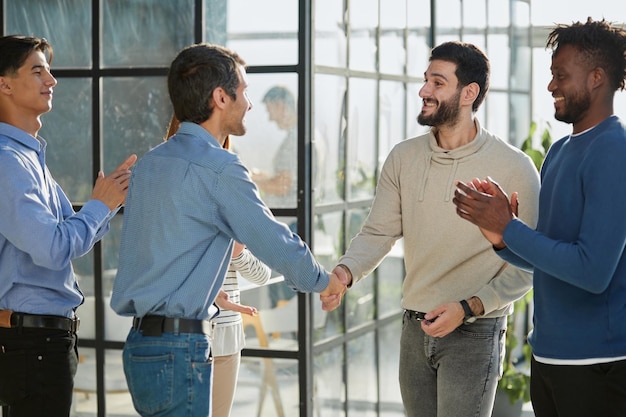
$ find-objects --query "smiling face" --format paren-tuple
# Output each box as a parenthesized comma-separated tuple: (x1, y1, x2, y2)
(224, 65, 253, 137)
(1, 50, 57, 119)
(417, 59, 463, 128)
(548, 44, 593, 127)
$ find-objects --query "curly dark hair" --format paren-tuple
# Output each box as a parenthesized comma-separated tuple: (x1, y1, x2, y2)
(546, 17, 626, 91)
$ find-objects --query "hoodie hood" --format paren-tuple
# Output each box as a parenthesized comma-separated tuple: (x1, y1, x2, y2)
(418, 119, 489, 202)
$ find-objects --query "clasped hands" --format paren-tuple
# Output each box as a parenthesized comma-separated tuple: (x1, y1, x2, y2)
(319, 265, 352, 311)
(452, 176, 518, 248)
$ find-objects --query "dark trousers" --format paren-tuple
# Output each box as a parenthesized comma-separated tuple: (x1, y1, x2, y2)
(0, 327, 78, 417)
(531, 356, 626, 417)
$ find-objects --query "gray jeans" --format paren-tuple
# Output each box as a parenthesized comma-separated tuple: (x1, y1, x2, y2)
(399, 311, 506, 417)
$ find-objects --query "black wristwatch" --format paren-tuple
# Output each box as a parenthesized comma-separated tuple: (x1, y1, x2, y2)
(460, 299, 477, 324)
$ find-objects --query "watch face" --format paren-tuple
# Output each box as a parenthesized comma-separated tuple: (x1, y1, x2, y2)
(464, 316, 477, 324)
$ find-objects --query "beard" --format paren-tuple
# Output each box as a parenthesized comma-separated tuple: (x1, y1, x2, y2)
(554, 89, 591, 125)
(417, 90, 462, 127)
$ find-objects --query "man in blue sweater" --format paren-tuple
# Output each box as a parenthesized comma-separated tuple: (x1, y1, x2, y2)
(453, 18, 626, 417)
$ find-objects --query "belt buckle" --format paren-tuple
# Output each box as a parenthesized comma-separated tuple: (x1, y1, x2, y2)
(72, 317, 80, 333)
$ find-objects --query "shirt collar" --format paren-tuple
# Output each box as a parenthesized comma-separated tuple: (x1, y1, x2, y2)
(0, 122, 45, 152)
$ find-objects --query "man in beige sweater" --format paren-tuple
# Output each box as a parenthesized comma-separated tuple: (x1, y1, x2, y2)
(329, 42, 540, 417)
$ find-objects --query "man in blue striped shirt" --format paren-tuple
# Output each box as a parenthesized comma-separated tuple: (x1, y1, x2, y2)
(110, 43, 347, 417)
(0, 35, 136, 417)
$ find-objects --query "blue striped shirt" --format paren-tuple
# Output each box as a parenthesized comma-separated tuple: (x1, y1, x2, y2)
(0, 122, 114, 318)
(111, 122, 328, 320)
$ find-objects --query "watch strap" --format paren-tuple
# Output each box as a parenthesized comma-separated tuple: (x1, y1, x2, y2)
(460, 299, 474, 318)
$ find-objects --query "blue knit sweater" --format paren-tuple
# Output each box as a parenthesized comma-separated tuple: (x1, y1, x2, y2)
(499, 116, 626, 360)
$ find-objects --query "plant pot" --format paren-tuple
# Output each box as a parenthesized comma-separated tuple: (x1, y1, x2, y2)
(491, 388, 524, 417)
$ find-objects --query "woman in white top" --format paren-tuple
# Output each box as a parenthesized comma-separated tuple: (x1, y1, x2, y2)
(212, 242, 271, 417)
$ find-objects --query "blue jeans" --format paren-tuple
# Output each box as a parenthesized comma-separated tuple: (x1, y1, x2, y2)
(399, 312, 506, 417)
(123, 328, 213, 417)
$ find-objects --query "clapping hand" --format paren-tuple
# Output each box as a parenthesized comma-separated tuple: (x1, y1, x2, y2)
(453, 177, 518, 248)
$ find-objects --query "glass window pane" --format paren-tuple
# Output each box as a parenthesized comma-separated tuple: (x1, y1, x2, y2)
(40, 78, 92, 202)
(349, 0, 378, 72)
(407, 0, 431, 77)
(511, 31, 531, 90)
(236, 357, 299, 415)
(102, 77, 171, 174)
(347, 78, 377, 199)
(487, 34, 510, 90)
(512, 0, 530, 27)
(380, 0, 406, 75)
(102, 0, 193, 67)
(348, 332, 378, 416)
(5, 0, 92, 68)
(435, 0, 461, 31)
(205, 0, 229, 45)
(463, 35, 487, 54)
(485, 91, 509, 143)
(380, 33, 406, 75)
(314, 211, 344, 341)
(235, 74, 299, 209)
(379, 320, 404, 416)
(487, 0, 510, 27)
(510, 93, 530, 147)
(221, 0, 298, 66)
(407, 82, 427, 139)
(376, 240, 404, 317)
(314, 0, 347, 68)
(314, 346, 345, 415)
(463, 0, 487, 28)
(314, 74, 346, 204)
(379, 80, 407, 168)
(409, 49, 427, 78)
(104, 350, 133, 412)
(73, 347, 97, 414)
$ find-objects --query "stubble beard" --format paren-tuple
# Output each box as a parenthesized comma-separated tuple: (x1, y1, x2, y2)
(554, 89, 591, 125)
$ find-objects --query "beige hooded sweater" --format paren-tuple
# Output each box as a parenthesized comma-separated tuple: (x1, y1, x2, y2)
(339, 120, 540, 317)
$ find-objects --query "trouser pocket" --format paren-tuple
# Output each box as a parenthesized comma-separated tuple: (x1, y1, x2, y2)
(0, 347, 27, 406)
(124, 352, 174, 415)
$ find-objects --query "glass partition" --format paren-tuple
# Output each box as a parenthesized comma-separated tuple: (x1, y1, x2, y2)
(40, 78, 93, 202)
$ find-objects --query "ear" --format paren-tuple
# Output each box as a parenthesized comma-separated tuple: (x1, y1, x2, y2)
(0, 76, 12, 96)
(211, 87, 229, 111)
(588, 67, 606, 90)
(461, 82, 480, 106)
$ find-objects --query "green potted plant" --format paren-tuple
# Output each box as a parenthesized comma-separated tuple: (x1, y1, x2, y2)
(493, 121, 552, 416)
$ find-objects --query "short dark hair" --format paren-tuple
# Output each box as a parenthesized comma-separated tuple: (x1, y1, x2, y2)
(167, 43, 246, 124)
(0, 35, 53, 76)
(429, 41, 490, 112)
(546, 17, 626, 91)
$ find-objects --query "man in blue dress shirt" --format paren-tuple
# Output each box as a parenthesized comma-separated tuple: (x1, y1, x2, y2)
(110, 43, 347, 417)
(0, 35, 136, 417)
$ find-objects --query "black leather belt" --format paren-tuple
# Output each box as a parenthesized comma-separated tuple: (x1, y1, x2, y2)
(133, 315, 212, 336)
(8, 312, 79, 333)
(405, 310, 430, 321)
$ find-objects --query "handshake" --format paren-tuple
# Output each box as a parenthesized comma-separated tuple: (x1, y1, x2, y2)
(319, 265, 353, 311)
